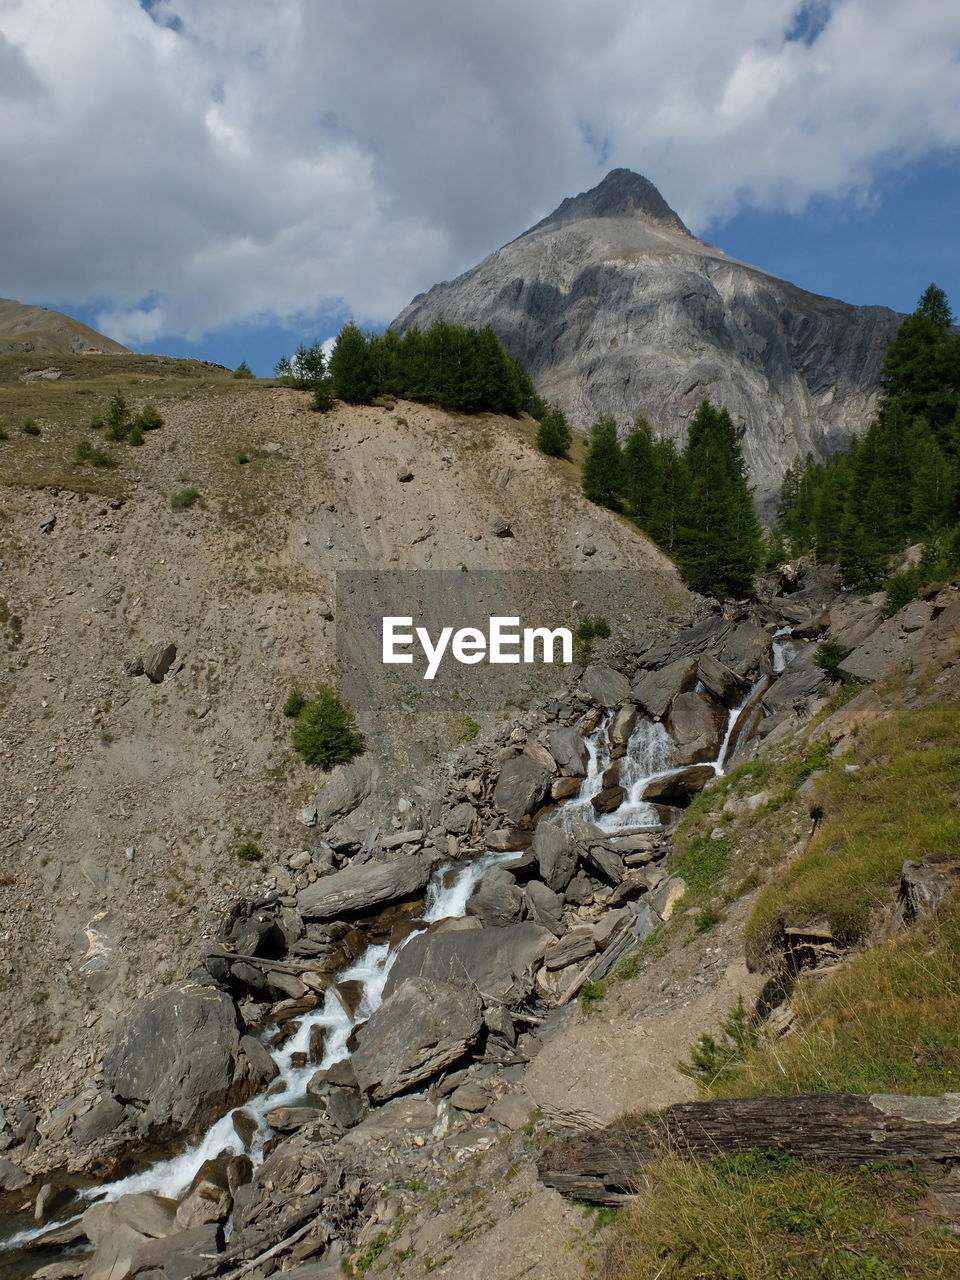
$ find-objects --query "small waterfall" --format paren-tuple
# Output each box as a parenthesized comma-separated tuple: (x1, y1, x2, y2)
(559, 731, 606, 830)
(771, 625, 796, 675)
(597, 719, 674, 831)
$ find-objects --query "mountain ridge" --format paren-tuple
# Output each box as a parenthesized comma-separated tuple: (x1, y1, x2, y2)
(393, 170, 903, 514)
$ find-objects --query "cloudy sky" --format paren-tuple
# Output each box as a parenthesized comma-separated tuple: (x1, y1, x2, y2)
(1, 0, 959, 373)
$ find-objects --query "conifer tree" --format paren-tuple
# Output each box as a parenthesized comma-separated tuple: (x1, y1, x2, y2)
(581, 415, 623, 508)
(621, 413, 656, 525)
(536, 404, 572, 457)
(676, 400, 761, 598)
(328, 322, 377, 403)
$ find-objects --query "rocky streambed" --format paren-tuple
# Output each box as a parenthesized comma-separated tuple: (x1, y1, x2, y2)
(4, 563, 958, 1280)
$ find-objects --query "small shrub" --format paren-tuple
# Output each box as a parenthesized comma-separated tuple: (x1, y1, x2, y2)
(170, 488, 201, 510)
(0, 423, 9, 441)
(283, 686, 307, 718)
(128, 422, 145, 447)
(89, 413, 104, 430)
(134, 402, 164, 431)
(105, 390, 129, 439)
(233, 360, 254, 379)
(21, 418, 41, 436)
(573, 614, 611, 664)
(292, 684, 364, 769)
(310, 380, 335, 412)
(75, 439, 93, 462)
(813, 639, 851, 680)
(74, 440, 117, 468)
(679, 996, 761, 1087)
(535, 404, 573, 457)
(232, 841, 262, 862)
(579, 978, 608, 1012)
(236, 451, 250, 465)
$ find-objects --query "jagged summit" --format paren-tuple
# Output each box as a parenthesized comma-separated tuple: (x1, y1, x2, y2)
(393, 174, 902, 514)
(525, 168, 691, 238)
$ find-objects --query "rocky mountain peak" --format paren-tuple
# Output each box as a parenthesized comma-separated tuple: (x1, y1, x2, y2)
(526, 168, 691, 237)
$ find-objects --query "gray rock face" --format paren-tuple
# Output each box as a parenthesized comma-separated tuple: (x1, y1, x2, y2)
(642, 764, 716, 806)
(312, 758, 381, 827)
(102, 982, 270, 1139)
(142, 641, 177, 684)
(384, 922, 551, 1003)
(393, 168, 901, 514)
(298, 853, 433, 920)
(493, 754, 551, 822)
(547, 726, 589, 776)
(632, 657, 698, 719)
(667, 692, 727, 765)
(351, 978, 483, 1102)
(532, 822, 578, 893)
(580, 664, 631, 708)
(466, 866, 524, 927)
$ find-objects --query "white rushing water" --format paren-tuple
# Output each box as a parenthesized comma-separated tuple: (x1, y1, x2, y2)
(771, 625, 797, 675)
(3, 687, 764, 1250)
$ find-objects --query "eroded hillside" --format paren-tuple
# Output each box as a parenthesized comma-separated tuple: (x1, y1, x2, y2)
(0, 354, 688, 1124)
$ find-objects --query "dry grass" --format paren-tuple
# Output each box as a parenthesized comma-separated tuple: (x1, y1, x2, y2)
(607, 1151, 960, 1280)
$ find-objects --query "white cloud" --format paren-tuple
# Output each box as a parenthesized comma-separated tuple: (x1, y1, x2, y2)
(0, 0, 957, 343)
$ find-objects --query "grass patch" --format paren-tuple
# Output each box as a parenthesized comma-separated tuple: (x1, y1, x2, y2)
(170, 487, 202, 510)
(719, 892, 960, 1098)
(746, 705, 960, 949)
(670, 833, 732, 899)
(579, 978, 608, 1012)
(232, 841, 263, 862)
(607, 1151, 957, 1280)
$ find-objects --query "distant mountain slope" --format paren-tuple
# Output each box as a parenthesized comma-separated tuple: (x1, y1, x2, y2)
(393, 169, 903, 513)
(0, 296, 129, 355)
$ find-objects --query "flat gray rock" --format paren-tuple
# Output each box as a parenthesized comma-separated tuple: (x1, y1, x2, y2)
(298, 853, 433, 920)
(384, 922, 551, 1003)
(312, 758, 381, 826)
(632, 657, 698, 719)
(493, 754, 551, 822)
(352, 977, 483, 1102)
(580, 664, 630, 708)
(547, 726, 589, 776)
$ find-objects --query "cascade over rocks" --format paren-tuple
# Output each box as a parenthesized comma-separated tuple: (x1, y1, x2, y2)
(383, 923, 552, 1003)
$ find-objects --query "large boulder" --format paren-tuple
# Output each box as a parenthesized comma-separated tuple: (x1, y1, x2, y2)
(493, 754, 551, 822)
(638, 616, 730, 669)
(103, 982, 273, 1140)
(762, 644, 826, 712)
(466, 866, 524, 928)
(313, 758, 381, 827)
(523, 880, 565, 935)
(696, 653, 744, 707)
(297, 854, 433, 921)
(547, 726, 590, 776)
(838, 616, 923, 684)
(641, 764, 716, 806)
(667, 692, 727, 765)
(532, 822, 578, 893)
(351, 978, 483, 1102)
(384, 922, 551, 1003)
(580, 664, 630, 708)
(718, 624, 772, 677)
(632, 658, 698, 719)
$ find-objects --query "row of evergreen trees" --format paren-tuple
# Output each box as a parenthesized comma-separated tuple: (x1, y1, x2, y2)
(278, 320, 544, 418)
(777, 285, 960, 594)
(580, 401, 762, 599)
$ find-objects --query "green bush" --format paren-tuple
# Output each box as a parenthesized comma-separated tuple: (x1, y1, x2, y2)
(170, 488, 201, 510)
(292, 684, 364, 769)
(75, 439, 118, 468)
(232, 841, 263, 862)
(134, 402, 164, 431)
(233, 360, 254, 379)
(813, 639, 851, 680)
(283, 686, 307, 718)
(573, 614, 611, 664)
(21, 418, 41, 436)
(536, 404, 572, 457)
(89, 413, 104, 430)
(128, 422, 145, 447)
(105, 390, 129, 439)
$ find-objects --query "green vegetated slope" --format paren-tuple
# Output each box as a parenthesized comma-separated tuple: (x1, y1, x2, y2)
(605, 690, 960, 1280)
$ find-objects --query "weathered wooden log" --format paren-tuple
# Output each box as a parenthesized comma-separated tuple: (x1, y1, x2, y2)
(538, 1093, 960, 1204)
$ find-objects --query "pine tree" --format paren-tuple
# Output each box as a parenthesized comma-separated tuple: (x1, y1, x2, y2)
(677, 400, 761, 598)
(328, 323, 376, 404)
(581, 415, 623, 508)
(647, 437, 687, 552)
(536, 404, 572, 457)
(621, 414, 656, 526)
